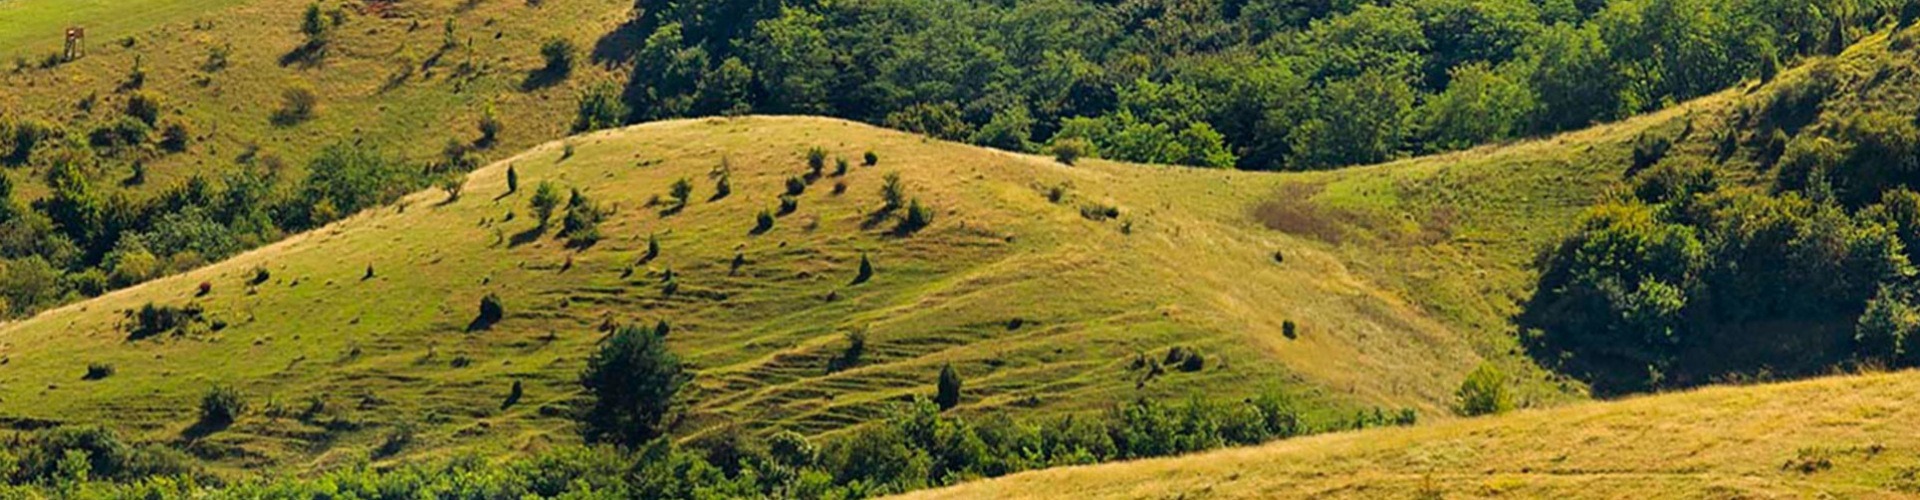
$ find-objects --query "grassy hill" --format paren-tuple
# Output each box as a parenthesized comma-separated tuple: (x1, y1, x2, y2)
(0, 113, 1608, 476)
(0, 0, 627, 198)
(902, 369, 1920, 499)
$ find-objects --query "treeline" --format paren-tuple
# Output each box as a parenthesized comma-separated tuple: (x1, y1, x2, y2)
(1523, 41, 1920, 395)
(602, 0, 1908, 170)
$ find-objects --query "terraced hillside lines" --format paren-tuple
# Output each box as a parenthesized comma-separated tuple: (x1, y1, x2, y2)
(0, 116, 1495, 474)
(902, 370, 1920, 499)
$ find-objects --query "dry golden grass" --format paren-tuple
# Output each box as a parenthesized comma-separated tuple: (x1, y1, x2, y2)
(904, 370, 1920, 499)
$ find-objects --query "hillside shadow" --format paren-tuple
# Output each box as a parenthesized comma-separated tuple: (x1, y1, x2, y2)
(521, 67, 569, 91)
(179, 418, 231, 441)
(278, 41, 327, 69)
(590, 21, 649, 65)
(509, 224, 547, 247)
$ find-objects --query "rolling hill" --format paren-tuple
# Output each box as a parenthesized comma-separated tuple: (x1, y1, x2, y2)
(0, 113, 1612, 475)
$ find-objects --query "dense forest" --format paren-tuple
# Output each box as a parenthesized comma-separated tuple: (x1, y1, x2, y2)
(1523, 27, 1920, 394)
(606, 0, 1906, 171)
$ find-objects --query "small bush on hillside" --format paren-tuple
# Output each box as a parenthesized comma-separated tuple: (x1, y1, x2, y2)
(1049, 137, 1092, 165)
(898, 198, 934, 234)
(84, 363, 115, 380)
(580, 323, 686, 447)
(539, 38, 576, 78)
(834, 157, 850, 176)
(713, 174, 732, 200)
(863, 150, 879, 166)
(829, 330, 867, 373)
(159, 121, 192, 152)
(560, 189, 604, 246)
(935, 364, 962, 410)
(125, 91, 162, 127)
(129, 302, 203, 340)
(530, 181, 561, 225)
(852, 253, 873, 285)
(753, 209, 775, 234)
(199, 384, 248, 427)
(670, 177, 694, 207)
(502, 380, 524, 410)
(506, 166, 520, 193)
(470, 293, 505, 331)
(1179, 351, 1205, 372)
(1080, 203, 1120, 221)
(833, 180, 847, 195)
(786, 176, 808, 196)
(880, 173, 904, 211)
(807, 147, 828, 177)
(1456, 363, 1512, 416)
(642, 233, 661, 263)
(273, 86, 319, 126)
(476, 105, 502, 147)
(1282, 320, 1298, 339)
(375, 423, 414, 458)
(731, 252, 747, 274)
(778, 195, 799, 216)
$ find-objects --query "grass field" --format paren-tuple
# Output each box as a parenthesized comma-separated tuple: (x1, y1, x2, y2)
(903, 369, 1920, 499)
(0, 0, 251, 60)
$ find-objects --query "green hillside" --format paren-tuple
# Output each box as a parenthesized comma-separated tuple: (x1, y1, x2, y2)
(0, 115, 1556, 477)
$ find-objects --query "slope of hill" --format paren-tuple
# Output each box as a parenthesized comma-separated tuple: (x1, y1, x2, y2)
(0, 115, 1592, 475)
(902, 370, 1920, 499)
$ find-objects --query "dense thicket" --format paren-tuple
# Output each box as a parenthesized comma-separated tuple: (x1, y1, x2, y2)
(1523, 45, 1920, 395)
(606, 0, 1901, 170)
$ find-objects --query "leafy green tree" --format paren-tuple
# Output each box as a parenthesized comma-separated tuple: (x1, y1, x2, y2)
(1455, 363, 1511, 416)
(1417, 62, 1536, 152)
(574, 83, 629, 133)
(530, 181, 561, 225)
(1289, 70, 1415, 169)
(747, 8, 835, 114)
(970, 105, 1036, 152)
(1519, 22, 1619, 132)
(935, 364, 962, 410)
(580, 324, 686, 448)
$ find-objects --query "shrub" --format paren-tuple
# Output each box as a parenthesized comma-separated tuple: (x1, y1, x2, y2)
(807, 147, 828, 177)
(125, 91, 163, 127)
(863, 150, 879, 166)
(199, 384, 248, 427)
(1049, 137, 1092, 165)
(560, 189, 604, 246)
(834, 157, 849, 177)
(530, 181, 561, 225)
(300, 3, 329, 42)
(274, 86, 319, 125)
(642, 233, 661, 263)
(539, 37, 576, 77)
(754, 209, 775, 234)
(476, 105, 502, 147)
(935, 364, 962, 410)
(713, 174, 731, 200)
(786, 176, 807, 196)
(502, 380, 524, 409)
(1179, 351, 1205, 372)
(159, 120, 191, 152)
(1456, 363, 1512, 416)
(880, 172, 904, 210)
(573, 83, 627, 133)
(579, 324, 686, 447)
(669, 177, 694, 207)
(899, 198, 934, 234)
(1282, 320, 1298, 339)
(470, 293, 505, 331)
(84, 363, 115, 380)
(375, 423, 414, 458)
(830, 330, 867, 373)
(506, 166, 520, 193)
(778, 195, 799, 215)
(731, 252, 746, 274)
(852, 253, 873, 285)
(130, 302, 203, 340)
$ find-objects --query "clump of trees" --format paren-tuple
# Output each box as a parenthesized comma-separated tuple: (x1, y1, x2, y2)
(579, 323, 686, 447)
